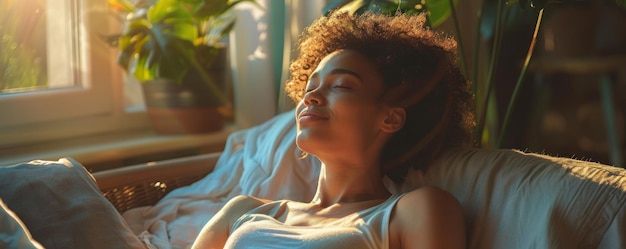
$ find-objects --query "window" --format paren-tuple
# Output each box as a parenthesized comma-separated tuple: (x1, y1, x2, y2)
(0, 0, 149, 147)
(0, 0, 291, 150)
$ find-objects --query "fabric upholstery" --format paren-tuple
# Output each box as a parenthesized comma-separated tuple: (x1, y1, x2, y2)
(0, 198, 44, 249)
(423, 148, 626, 249)
(0, 158, 145, 249)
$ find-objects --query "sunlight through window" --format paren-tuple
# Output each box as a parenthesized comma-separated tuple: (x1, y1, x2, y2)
(0, 0, 76, 94)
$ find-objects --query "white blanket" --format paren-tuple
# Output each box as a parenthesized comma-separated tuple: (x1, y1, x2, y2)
(122, 110, 321, 249)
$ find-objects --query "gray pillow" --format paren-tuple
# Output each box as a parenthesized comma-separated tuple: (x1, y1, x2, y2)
(0, 158, 144, 249)
(0, 198, 44, 249)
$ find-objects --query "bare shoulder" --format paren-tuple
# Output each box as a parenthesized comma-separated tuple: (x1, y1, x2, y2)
(390, 186, 466, 248)
(395, 186, 464, 228)
(397, 186, 461, 212)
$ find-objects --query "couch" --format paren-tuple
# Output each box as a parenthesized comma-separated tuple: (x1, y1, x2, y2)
(1, 110, 625, 249)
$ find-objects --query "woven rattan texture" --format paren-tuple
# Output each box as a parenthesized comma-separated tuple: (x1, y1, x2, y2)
(101, 175, 205, 213)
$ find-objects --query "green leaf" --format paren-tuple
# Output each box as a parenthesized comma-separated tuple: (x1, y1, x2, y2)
(218, 20, 236, 39)
(193, 0, 228, 18)
(159, 40, 195, 80)
(117, 38, 134, 71)
(363, 0, 398, 14)
(426, 0, 457, 28)
(115, 0, 198, 81)
(111, 0, 260, 83)
(192, 0, 260, 18)
(132, 52, 151, 81)
(148, 0, 178, 22)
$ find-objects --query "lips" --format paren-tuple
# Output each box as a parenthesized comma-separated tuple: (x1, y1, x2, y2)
(298, 109, 329, 123)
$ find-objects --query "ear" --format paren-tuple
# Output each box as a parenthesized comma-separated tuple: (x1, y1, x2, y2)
(380, 107, 405, 133)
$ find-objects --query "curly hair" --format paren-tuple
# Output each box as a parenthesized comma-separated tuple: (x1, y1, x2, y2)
(285, 11, 476, 183)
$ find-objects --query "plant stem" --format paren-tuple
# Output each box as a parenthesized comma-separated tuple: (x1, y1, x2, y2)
(470, 4, 483, 95)
(447, 0, 468, 78)
(475, 0, 506, 147)
(496, 8, 544, 148)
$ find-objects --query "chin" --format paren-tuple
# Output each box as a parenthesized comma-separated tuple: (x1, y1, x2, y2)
(295, 136, 310, 154)
(295, 132, 319, 156)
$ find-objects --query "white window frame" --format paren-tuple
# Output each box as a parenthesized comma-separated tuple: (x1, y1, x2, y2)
(0, 0, 285, 150)
(0, 0, 150, 147)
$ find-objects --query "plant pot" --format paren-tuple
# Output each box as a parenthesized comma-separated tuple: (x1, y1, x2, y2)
(141, 46, 232, 134)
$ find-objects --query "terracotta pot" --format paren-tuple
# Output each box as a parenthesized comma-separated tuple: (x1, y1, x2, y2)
(141, 46, 232, 134)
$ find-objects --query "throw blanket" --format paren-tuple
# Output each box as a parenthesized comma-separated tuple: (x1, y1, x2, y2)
(122, 110, 322, 249)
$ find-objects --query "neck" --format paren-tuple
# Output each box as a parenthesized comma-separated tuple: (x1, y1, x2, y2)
(311, 162, 391, 207)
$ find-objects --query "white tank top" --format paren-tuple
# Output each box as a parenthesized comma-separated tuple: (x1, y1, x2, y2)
(224, 194, 405, 249)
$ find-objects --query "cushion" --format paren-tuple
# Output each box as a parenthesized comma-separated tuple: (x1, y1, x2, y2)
(0, 198, 44, 249)
(0, 158, 144, 249)
(423, 148, 626, 249)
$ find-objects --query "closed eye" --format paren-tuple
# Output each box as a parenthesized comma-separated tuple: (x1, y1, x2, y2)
(333, 85, 352, 89)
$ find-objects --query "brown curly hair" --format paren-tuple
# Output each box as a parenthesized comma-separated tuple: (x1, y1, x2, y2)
(286, 11, 476, 183)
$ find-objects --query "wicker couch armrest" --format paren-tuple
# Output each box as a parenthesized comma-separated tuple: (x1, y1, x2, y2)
(93, 152, 221, 213)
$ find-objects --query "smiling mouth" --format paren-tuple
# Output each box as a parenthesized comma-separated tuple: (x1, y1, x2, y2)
(298, 110, 328, 123)
(299, 115, 327, 122)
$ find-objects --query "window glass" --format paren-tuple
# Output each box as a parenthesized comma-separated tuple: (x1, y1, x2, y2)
(0, 0, 77, 94)
(0, 0, 144, 145)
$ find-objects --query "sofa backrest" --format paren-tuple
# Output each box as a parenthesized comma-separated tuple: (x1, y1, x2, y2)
(423, 148, 626, 249)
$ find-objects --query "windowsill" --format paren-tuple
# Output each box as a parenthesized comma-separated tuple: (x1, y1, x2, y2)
(0, 125, 237, 172)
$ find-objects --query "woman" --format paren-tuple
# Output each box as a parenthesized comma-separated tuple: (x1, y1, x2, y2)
(192, 11, 475, 249)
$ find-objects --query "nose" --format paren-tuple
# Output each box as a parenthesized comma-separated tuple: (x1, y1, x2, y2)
(302, 88, 325, 106)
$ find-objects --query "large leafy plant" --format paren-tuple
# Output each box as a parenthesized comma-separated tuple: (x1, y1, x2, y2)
(108, 0, 258, 102)
(474, 0, 625, 148)
(326, 0, 625, 148)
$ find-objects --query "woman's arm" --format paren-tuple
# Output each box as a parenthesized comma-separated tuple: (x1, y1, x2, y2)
(392, 186, 466, 249)
(191, 195, 268, 249)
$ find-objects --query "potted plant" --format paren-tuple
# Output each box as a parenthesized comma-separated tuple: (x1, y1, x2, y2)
(108, 0, 259, 134)
(325, 0, 625, 149)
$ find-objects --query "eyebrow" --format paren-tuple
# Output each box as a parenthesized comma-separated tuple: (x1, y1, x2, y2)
(309, 68, 363, 81)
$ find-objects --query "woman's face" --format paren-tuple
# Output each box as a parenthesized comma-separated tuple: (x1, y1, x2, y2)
(295, 49, 390, 160)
